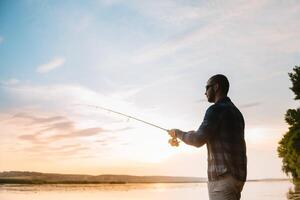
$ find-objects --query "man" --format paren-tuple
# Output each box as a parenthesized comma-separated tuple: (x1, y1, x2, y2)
(169, 74, 247, 200)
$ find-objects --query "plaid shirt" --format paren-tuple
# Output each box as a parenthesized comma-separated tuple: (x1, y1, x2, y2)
(176, 97, 247, 182)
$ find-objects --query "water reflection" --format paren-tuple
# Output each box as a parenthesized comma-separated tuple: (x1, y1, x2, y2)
(0, 183, 200, 192)
(0, 181, 294, 200)
(287, 183, 300, 200)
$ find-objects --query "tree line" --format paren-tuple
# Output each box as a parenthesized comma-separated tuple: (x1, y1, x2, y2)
(278, 66, 300, 184)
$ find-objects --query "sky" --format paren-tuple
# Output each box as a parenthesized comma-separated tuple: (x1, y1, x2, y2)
(0, 0, 299, 179)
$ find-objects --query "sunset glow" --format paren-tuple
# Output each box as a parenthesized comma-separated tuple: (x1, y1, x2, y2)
(0, 0, 299, 179)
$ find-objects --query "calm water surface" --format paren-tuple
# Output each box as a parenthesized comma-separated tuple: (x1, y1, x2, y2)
(0, 180, 295, 200)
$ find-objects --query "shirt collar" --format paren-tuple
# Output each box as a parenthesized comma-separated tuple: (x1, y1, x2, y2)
(215, 96, 231, 104)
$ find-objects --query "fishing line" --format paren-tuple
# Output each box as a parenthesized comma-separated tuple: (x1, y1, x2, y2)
(74, 104, 168, 132)
(74, 104, 179, 147)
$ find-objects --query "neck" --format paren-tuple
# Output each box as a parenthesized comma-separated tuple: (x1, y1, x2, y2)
(214, 94, 227, 103)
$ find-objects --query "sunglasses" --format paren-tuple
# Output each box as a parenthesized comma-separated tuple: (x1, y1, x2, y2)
(205, 84, 214, 91)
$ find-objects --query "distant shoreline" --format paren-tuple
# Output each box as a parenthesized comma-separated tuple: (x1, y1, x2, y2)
(247, 178, 291, 182)
(0, 179, 204, 184)
(0, 179, 290, 185)
(0, 171, 290, 185)
(0, 171, 204, 184)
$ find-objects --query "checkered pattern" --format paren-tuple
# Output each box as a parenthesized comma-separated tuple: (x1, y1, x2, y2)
(176, 97, 247, 182)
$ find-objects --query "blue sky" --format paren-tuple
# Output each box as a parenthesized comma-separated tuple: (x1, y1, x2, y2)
(0, 0, 300, 179)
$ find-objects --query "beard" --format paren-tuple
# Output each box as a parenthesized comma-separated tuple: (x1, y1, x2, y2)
(207, 92, 215, 103)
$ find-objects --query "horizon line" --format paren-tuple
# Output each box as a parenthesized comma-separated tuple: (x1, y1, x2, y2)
(0, 170, 290, 181)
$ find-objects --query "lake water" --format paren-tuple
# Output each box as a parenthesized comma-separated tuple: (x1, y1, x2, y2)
(0, 180, 297, 200)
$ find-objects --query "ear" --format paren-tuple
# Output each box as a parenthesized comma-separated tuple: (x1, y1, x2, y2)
(213, 83, 219, 92)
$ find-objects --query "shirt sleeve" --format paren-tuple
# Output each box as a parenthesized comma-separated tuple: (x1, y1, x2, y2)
(176, 105, 219, 147)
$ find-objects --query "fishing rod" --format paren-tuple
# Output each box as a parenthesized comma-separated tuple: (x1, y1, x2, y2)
(75, 104, 179, 147)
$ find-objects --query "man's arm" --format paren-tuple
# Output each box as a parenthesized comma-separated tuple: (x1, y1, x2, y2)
(169, 106, 219, 148)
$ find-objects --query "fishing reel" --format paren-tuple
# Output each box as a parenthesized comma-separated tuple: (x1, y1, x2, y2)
(169, 133, 179, 147)
(168, 136, 180, 147)
(167, 129, 180, 147)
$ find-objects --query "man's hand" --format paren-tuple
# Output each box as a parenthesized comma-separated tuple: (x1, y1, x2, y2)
(168, 129, 182, 138)
(168, 129, 182, 147)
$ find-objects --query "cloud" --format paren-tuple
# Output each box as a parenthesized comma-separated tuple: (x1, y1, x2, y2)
(240, 102, 262, 109)
(75, 128, 105, 136)
(10, 113, 111, 158)
(13, 113, 65, 124)
(15, 113, 107, 143)
(41, 121, 74, 131)
(100, 0, 219, 26)
(49, 147, 89, 157)
(128, 0, 207, 25)
(1, 78, 20, 86)
(3, 111, 114, 159)
(37, 57, 65, 74)
(19, 133, 40, 142)
(96, 139, 108, 145)
(128, 0, 300, 68)
(49, 127, 105, 140)
(0, 82, 151, 159)
(126, 8, 233, 64)
(1, 82, 158, 129)
(113, 127, 134, 132)
(23, 144, 89, 157)
(54, 144, 82, 150)
(24, 144, 81, 152)
(1, 83, 137, 110)
(100, 0, 124, 6)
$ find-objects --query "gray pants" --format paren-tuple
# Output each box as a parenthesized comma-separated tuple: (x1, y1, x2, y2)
(208, 174, 245, 200)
